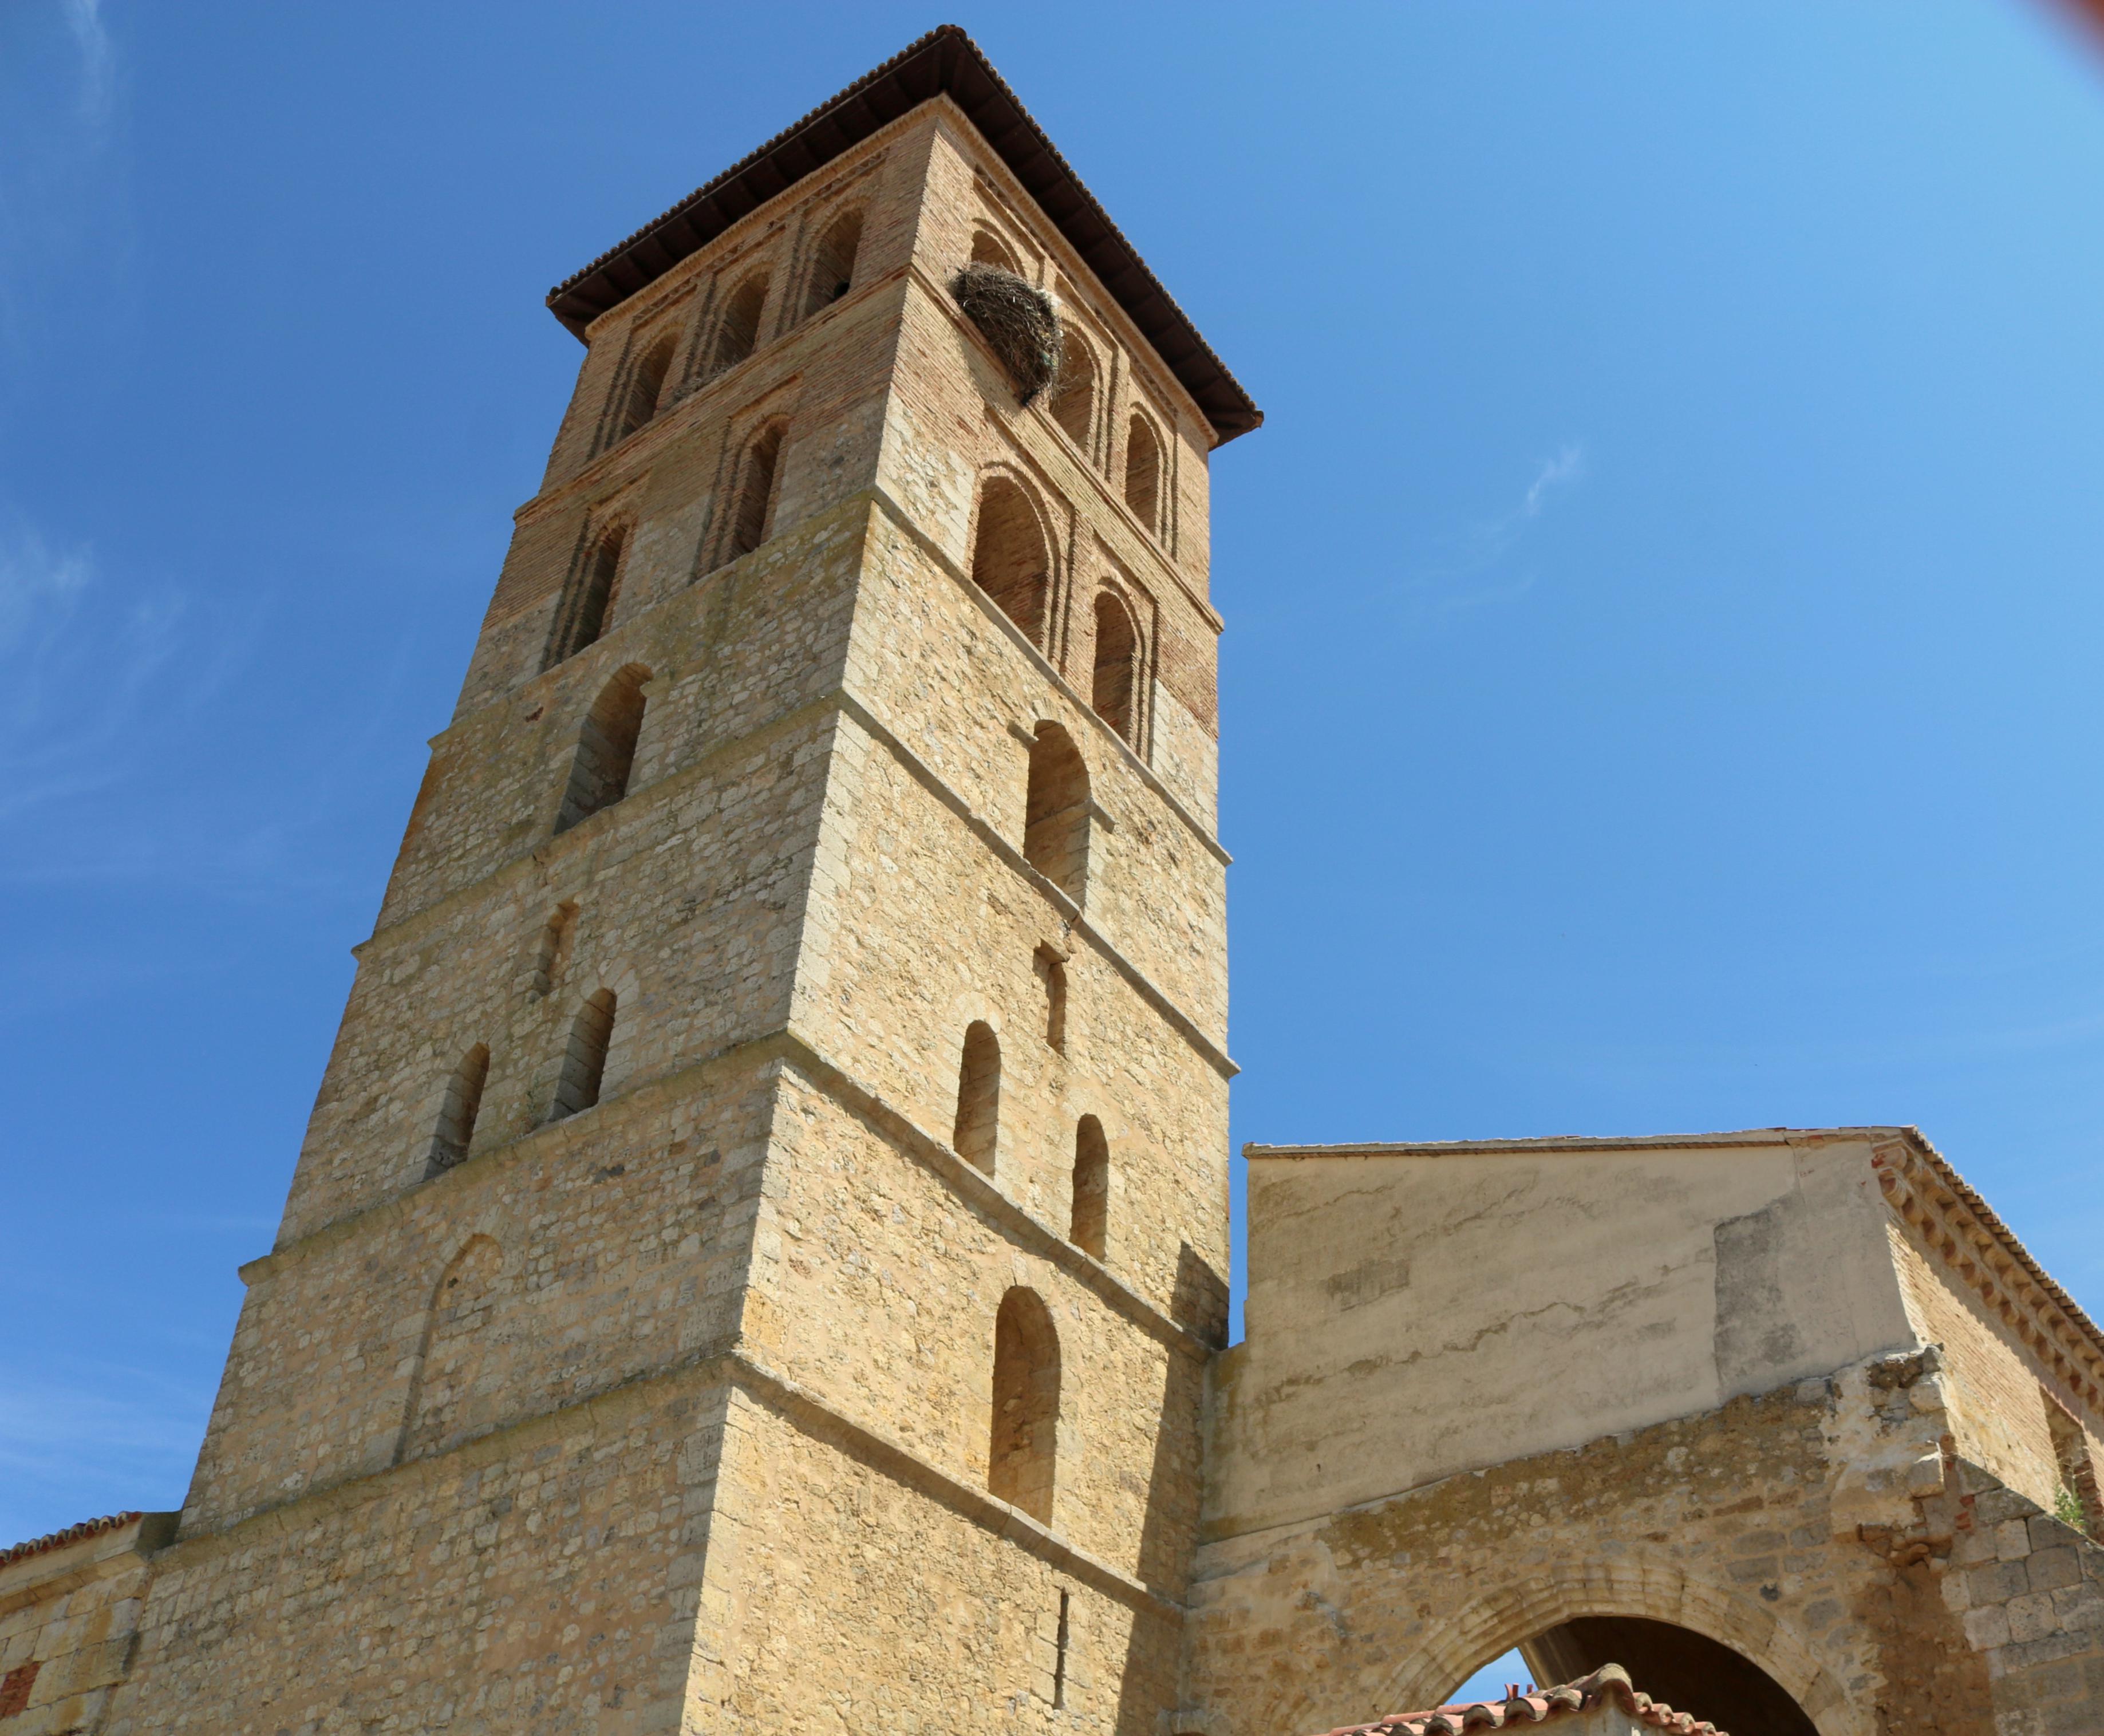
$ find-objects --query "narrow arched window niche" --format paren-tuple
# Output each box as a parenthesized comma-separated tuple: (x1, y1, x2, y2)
(1090, 590, 1140, 747)
(396, 1234, 503, 1465)
(970, 476, 1052, 648)
(954, 1020, 1001, 1174)
(708, 273, 769, 378)
(556, 664, 650, 834)
(971, 228, 1020, 273)
(725, 422, 786, 565)
(989, 1287, 1061, 1525)
(529, 901, 579, 998)
(1023, 722, 1090, 905)
(424, 1043, 491, 1179)
(1049, 336, 1096, 454)
(1071, 1116, 1108, 1259)
(1033, 945, 1067, 1053)
(549, 988, 617, 1122)
(803, 208, 864, 320)
(617, 332, 677, 441)
(544, 524, 627, 670)
(1123, 412, 1163, 535)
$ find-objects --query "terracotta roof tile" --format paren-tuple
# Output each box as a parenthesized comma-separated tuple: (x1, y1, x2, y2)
(0, 1512, 143, 1570)
(1312, 1664, 1730, 1736)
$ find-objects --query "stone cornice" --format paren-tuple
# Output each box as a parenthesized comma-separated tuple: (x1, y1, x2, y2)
(157, 1347, 1182, 1620)
(1873, 1129, 2104, 1417)
(240, 1027, 1213, 1362)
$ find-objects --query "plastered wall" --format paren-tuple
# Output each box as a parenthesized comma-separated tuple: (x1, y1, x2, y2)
(1209, 1134, 1916, 1540)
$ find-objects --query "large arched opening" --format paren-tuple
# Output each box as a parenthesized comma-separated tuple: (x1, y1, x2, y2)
(1402, 1569, 1846, 1736)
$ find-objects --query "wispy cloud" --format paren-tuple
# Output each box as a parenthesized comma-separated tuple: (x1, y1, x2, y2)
(1523, 443, 1586, 517)
(62, 0, 113, 124)
(0, 1362, 210, 1540)
(1400, 443, 1589, 624)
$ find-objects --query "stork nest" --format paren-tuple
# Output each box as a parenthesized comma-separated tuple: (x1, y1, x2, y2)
(951, 264, 1064, 407)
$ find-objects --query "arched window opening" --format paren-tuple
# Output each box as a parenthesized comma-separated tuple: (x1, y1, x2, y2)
(708, 273, 768, 377)
(2044, 1387, 2103, 1539)
(1023, 722, 1090, 904)
(544, 526, 626, 670)
(803, 209, 863, 319)
(556, 665, 650, 834)
(550, 988, 617, 1121)
(424, 1043, 491, 1178)
(1090, 591, 1139, 745)
(1123, 413, 1162, 534)
(971, 228, 1019, 273)
(1050, 337, 1096, 452)
(618, 332, 677, 439)
(1516, 1617, 1817, 1736)
(989, 1287, 1061, 1524)
(530, 901, 578, 997)
(1033, 945, 1067, 1053)
(397, 1234, 502, 1463)
(728, 423, 785, 563)
(970, 476, 1051, 647)
(1071, 1116, 1108, 1259)
(953, 1020, 1001, 1174)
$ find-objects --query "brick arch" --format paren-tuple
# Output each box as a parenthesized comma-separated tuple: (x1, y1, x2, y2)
(968, 466, 1061, 650)
(1381, 1560, 1858, 1736)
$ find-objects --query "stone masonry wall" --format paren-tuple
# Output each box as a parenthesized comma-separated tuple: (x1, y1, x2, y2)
(182, 1052, 776, 1535)
(115, 1372, 734, 1736)
(0, 1516, 171, 1736)
(1185, 1353, 1974, 1736)
(747, 1062, 1210, 1588)
(690, 1390, 1183, 1735)
(282, 504, 864, 1247)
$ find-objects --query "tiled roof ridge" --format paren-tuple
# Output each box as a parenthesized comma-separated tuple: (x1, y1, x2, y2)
(1314, 1663, 1730, 1736)
(0, 1512, 143, 1569)
(1887, 1126, 2104, 1394)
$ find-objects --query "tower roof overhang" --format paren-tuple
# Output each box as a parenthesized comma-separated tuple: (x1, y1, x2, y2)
(545, 24, 1262, 444)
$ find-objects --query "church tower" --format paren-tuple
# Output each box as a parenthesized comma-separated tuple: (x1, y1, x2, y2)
(109, 27, 1258, 1735)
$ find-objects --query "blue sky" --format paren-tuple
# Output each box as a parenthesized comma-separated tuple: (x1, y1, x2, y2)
(5, 3, 2104, 1680)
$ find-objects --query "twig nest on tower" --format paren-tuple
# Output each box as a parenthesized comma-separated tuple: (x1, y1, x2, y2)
(951, 264, 1064, 407)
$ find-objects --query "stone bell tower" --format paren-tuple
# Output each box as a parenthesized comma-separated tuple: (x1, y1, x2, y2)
(104, 26, 1259, 1735)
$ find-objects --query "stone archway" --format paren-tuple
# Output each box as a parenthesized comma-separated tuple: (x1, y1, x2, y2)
(1390, 1563, 1857, 1736)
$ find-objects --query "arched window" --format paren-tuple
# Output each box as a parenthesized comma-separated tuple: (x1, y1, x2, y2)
(1050, 337, 1096, 452)
(397, 1234, 502, 1463)
(953, 1020, 1001, 1174)
(970, 476, 1051, 647)
(803, 208, 863, 319)
(971, 228, 1019, 273)
(989, 1287, 1060, 1524)
(617, 332, 677, 440)
(424, 1043, 490, 1178)
(1090, 591, 1139, 745)
(708, 273, 768, 377)
(1023, 722, 1090, 903)
(550, 988, 616, 1121)
(1123, 413, 1162, 534)
(727, 423, 785, 563)
(1033, 945, 1067, 1052)
(544, 524, 626, 669)
(556, 664, 650, 834)
(529, 901, 578, 997)
(1071, 1116, 1108, 1259)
